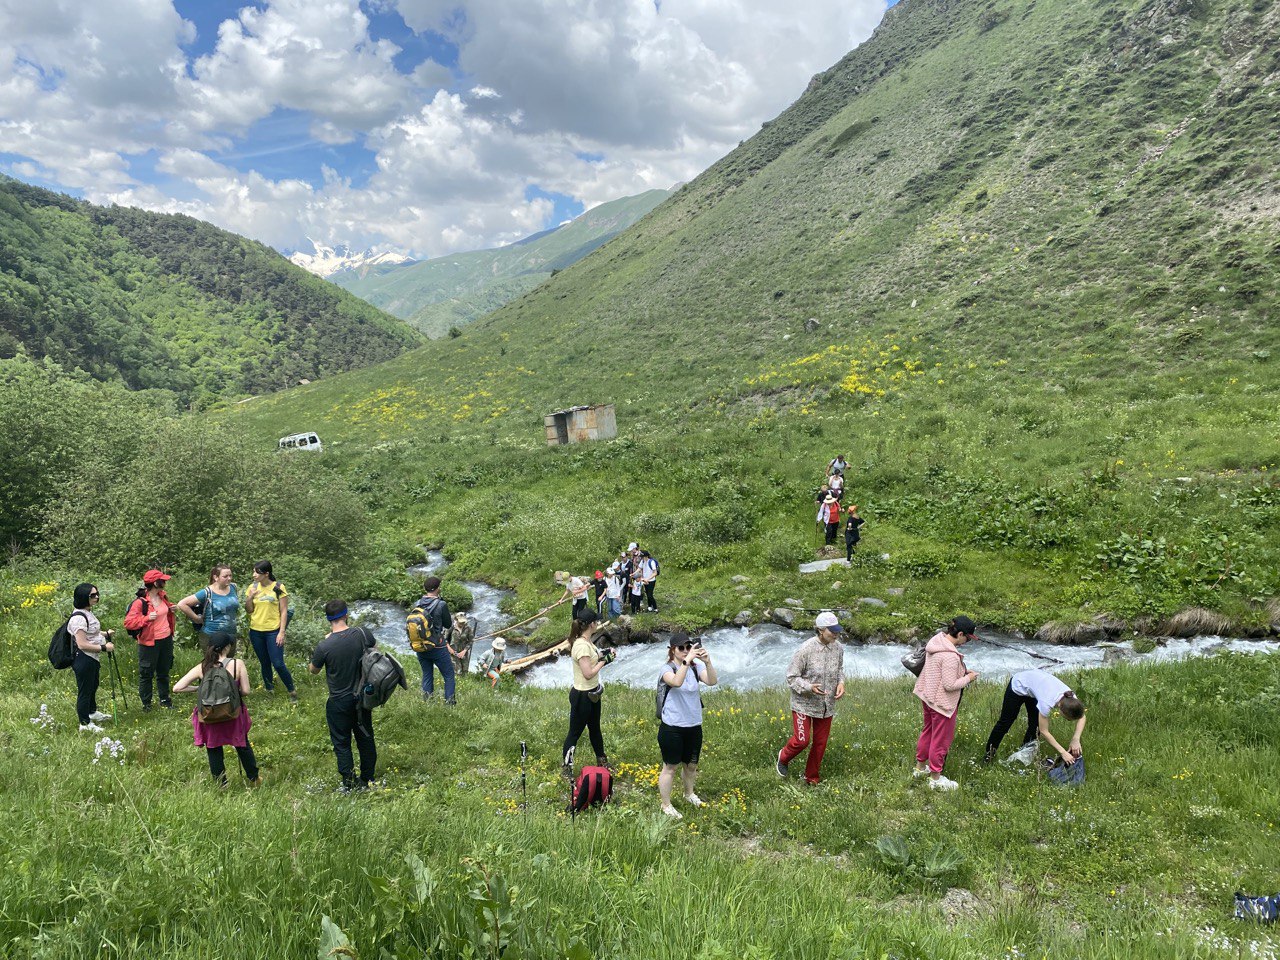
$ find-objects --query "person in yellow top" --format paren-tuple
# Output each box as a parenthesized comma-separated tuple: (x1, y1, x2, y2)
(560, 609, 615, 777)
(243, 560, 297, 702)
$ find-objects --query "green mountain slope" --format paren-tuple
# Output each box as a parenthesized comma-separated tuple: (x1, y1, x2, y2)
(222, 0, 1280, 633)
(331, 189, 672, 337)
(0, 177, 422, 404)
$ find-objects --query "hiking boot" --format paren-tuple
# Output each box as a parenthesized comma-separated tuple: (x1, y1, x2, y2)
(340, 776, 360, 793)
(288, 691, 299, 704)
(775, 751, 789, 778)
(929, 775, 959, 792)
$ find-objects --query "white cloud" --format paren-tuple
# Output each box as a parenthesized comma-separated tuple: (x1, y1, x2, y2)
(0, 0, 887, 258)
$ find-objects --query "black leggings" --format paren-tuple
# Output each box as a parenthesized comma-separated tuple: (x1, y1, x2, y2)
(207, 744, 259, 783)
(986, 681, 1039, 753)
(845, 536, 859, 561)
(562, 687, 605, 766)
(72, 653, 101, 723)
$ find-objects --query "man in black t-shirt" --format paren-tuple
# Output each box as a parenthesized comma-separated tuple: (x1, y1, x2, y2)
(309, 599, 376, 791)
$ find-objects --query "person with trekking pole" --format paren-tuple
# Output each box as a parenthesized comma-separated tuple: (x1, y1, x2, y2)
(776, 611, 846, 785)
(657, 632, 717, 818)
(911, 616, 980, 791)
(69, 583, 114, 731)
(172, 632, 261, 788)
(561, 609, 615, 778)
(243, 560, 297, 702)
(124, 569, 177, 711)
(309, 600, 378, 791)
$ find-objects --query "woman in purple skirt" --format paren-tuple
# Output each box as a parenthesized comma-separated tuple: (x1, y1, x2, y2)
(173, 632, 262, 787)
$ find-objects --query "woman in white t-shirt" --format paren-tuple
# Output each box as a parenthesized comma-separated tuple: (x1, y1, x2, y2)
(656, 632, 718, 818)
(984, 668, 1086, 765)
(68, 583, 116, 731)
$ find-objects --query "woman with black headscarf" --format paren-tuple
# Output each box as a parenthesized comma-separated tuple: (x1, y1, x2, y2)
(69, 583, 115, 731)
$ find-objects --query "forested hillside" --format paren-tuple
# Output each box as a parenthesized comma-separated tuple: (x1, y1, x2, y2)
(332, 189, 673, 337)
(222, 0, 1280, 636)
(0, 177, 421, 405)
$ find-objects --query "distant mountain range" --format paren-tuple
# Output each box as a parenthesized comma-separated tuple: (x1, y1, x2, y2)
(326, 188, 674, 337)
(288, 241, 415, 278)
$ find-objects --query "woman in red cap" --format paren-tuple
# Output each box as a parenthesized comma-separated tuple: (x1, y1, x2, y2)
(123, 569, 178, 711)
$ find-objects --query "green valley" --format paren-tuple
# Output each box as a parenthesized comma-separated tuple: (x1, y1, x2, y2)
(331, 189, 674, 338)
(0, 177, 421, 406)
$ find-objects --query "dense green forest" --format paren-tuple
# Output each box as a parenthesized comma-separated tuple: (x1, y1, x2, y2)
(0, 177, 421, 406)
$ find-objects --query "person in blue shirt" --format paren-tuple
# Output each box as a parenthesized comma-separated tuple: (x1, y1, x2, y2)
(656, 632, 718, 818)
(177, 564, 240, 647)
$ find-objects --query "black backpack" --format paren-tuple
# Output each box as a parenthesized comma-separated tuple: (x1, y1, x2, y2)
(47, 614, 79, 670)
(356, 628, 407, 709)
(126, 590, 150, 640)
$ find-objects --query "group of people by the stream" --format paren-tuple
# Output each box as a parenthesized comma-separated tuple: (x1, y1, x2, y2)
(816, 454, 866, 556)
(58, 556, 1087, 812)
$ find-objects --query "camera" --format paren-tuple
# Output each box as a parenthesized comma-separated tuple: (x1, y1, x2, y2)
(691, 637, 703, 648)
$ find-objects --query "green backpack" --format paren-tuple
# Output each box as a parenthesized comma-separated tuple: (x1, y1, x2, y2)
(197, 660, 242, 724)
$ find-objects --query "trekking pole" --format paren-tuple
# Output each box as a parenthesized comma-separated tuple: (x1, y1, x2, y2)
(519, 740, 528, 823)
(107, 650, 131, 711)
(472, 595, 571, 644)
(977, 635, 1065, 666)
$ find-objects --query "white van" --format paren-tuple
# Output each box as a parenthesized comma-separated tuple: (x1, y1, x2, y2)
(278, 432, 323, 453)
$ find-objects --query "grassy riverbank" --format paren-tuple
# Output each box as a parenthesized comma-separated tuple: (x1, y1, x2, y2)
(4, 578, 1279, 959)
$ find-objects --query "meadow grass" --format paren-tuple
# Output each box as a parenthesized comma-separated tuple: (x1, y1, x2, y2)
(3, 580, 1279, 959)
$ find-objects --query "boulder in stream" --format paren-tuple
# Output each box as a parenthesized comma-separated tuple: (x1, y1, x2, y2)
(771, 607, 797, 628)
(733, 610, 754, 627)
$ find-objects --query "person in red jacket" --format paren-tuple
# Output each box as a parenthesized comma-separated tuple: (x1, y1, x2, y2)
(817, 494, 841, 545)
(124, 569, 179, 711)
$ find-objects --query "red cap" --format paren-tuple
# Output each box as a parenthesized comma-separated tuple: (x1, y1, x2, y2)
(142, 569, 171, 585)
(594, 570, 603, 579)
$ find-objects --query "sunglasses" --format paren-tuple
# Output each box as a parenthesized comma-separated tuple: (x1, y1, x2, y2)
(88, 591, 100, 599)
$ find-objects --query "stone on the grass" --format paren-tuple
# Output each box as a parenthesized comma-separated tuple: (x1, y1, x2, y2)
(858, 597, 888, 608)
(798, 558, 850, 574)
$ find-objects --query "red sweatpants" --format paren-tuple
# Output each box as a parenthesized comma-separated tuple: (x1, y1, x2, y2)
(780, 711, 833, 784)
(915, 703, 958, 774)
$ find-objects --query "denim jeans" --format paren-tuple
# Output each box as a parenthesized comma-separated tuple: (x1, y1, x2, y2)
(607, 598, 623, 618)
(415, 646, 455, 702)
(249, 628, 295, 693)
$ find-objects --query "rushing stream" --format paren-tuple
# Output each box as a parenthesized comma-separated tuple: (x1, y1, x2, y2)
(355, 550, 1280, 691)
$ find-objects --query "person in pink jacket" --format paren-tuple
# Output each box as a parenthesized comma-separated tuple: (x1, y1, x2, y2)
(911, 615, 980, 791)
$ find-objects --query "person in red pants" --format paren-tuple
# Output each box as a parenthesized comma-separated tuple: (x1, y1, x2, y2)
(911, 615, 980, 791)
(776, 611, 846, 785)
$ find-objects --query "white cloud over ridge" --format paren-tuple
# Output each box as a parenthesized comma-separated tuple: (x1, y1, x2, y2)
(0, 0, 886, 258)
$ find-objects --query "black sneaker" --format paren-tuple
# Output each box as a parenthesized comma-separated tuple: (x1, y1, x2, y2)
(982, 746, 997, 764)
(160, 699, 173, 710)
(776, 751, 789, 778)
(142, 703, 153, 713)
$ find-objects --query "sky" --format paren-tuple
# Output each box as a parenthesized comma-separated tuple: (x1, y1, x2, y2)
(0, 0, 889, 259)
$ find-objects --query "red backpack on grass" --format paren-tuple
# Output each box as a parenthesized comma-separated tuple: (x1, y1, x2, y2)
(568, 766, 612, 815)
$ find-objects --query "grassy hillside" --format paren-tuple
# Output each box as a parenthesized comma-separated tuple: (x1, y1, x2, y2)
(333, 190, 672, 337)
(2, 572, 1279, 959)
(0, 177, 421, 405)
(216, 0, 1280, 639)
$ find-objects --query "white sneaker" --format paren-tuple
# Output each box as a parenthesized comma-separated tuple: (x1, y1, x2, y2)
(928, 775, 959, 791)
(684, 794, 704, 808)
(79, 722, 104, 733)
(89, 711, 111, 723)
(912, 765, 929, 778)
(661, 805, 683, 819)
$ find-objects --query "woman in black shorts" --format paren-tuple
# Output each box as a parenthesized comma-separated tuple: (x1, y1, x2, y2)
(656, 632, 718, 819)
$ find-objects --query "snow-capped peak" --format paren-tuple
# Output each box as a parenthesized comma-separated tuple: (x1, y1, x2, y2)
(289, 239, 413, 278)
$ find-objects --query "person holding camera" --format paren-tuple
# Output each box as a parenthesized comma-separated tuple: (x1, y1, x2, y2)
(69, 583, 115, 731)
(657, 632, 718, 818)
(561, 609, 614, 777)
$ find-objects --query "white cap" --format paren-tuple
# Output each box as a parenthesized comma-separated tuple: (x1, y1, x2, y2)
(627, 542, 638, 551)
(814, 611, 844, 633)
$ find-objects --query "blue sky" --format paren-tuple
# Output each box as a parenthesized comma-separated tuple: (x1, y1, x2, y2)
(0, 1, 889, 260)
